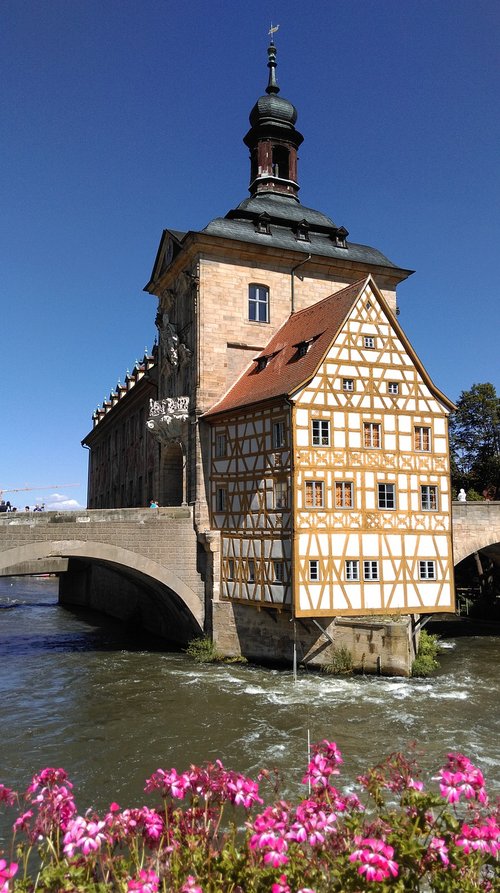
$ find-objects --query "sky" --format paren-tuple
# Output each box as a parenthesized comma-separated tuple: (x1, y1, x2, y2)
(1, 0, 499, 511)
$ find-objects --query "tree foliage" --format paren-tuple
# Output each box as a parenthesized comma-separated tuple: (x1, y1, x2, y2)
(449, 383, 500, 500)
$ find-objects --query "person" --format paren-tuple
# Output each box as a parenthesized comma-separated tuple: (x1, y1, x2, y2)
(0, 501, 7, 513)
(149, 499, 159, 508)
(457, 488, 466, 502)
(25, 505, 30, 512)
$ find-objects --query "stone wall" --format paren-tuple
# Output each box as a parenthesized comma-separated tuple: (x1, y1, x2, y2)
(212, 600, 416, 677)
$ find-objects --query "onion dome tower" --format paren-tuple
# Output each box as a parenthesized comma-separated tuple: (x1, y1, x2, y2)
(243, 39, 304, 199)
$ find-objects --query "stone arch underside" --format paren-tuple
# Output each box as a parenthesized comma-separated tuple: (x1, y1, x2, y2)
(0, 540, 204, 634)
(453, 533, 500, 567)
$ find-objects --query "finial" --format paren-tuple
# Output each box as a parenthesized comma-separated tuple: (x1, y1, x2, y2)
(266, 25, 280, 95)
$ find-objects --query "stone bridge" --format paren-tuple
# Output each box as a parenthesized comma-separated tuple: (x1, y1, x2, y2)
(450, 501, 500, 566)
(0, 507, 208, 643)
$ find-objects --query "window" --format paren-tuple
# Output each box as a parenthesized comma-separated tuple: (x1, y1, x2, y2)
(216, 487, 226, 512)
(273, 560, 284, 583)
(249, 284, 269, 322)
(228, 559, 235, 580)
(312, 419, 330, 446)
(414, 426, 431, 452)
(345, 560, 360, 581)
(363, 336, 376, 349)
(309, 560, 320, 581)
(274, 479, 288, 509)
(421, 485, 438, 511)
(388, 382, 399, 394)
(343, 378, 354, 391)
(364, 560, 379, 581)
(305, 480, 324, 508)
(364, 422, 381, 448)
(419, 560, 436, 580)
(273, 420, 286, 448)
(215, 432, 227, 457)
(378, 483, 396, 509)
(335, 481, 354, 508)
(247, 559, 255, 582)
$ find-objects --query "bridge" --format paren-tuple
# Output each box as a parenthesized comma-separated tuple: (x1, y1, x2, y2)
(0, 507, 208, 644)
(0, 501, 499, 652)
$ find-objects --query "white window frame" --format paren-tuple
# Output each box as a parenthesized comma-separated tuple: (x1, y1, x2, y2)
(364, 422, 381, 448)
(419, 560, 436, 580)
(342, 378, 354, 391)
(305, 480, 324, 508)
(274, 478, 288, 510)
(421, 485, 438, 511)
(345, 559, 360, 581)
(388, 382, 399, 394)
(311, 419, 330, 446)
(273, 420, 286, 449)
(216, 487, 226, 512)
(273, 560, 284, 583)
(364, 560, 379, 581)
(215, 432, 227, 458)
(227, 558, 235, 580)
(247, 559, 255, 583)
(248, 284, 269, 323)
(414, 426, 431, 452)
(363, 335, 376, 349)
(309, 560, 320, 581)
(335, 481, 354, 508)
(378, 483, 396, 510)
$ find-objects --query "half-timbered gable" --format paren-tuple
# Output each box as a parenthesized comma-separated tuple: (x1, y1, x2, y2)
(205, 275, 455, 618)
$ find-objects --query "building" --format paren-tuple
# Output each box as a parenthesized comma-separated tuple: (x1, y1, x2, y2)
(83, 39, 455, 667)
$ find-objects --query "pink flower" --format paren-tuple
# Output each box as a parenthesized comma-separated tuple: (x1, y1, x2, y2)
(302, 741, 343, 789)
(181, 877, 203, 893)
(127, 869, 159, 893)
(0, 860, 17, 893)
(0, 785, 16, 807)
(271, 874, 290, 893)
(428, 836, 449, 866)
(63, 816, 107, 857)
(436, 753, 488, 805)
(287, 799, 337, 847)
(349, 837, 399, 883)
(26, 768, 72, 795)
(145, 768, 191, 800)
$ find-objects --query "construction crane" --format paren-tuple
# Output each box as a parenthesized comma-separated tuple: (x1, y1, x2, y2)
(0, 484, 80, 502)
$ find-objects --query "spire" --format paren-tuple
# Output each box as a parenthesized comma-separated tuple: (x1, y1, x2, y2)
(266, 40, 279, 95)
(244, 37, 304, 199)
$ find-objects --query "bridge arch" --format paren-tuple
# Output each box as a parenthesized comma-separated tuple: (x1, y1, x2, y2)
(0, 540, 204, 636)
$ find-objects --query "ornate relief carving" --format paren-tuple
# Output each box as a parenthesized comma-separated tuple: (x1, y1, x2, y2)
(147, 397, 190, 444)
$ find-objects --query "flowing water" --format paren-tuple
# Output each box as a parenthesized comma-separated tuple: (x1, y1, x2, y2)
(1, 576, 499, 841)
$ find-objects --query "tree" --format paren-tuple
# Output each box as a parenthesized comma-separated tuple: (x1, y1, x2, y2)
(449, 383, 500, 500)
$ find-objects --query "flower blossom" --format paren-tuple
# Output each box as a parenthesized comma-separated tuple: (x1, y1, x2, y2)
(63, 815, 107, 857)
(286, 799, 337, 847)
(302, 740, 343, 789)
(0, 860, 17, 893)
(349, 837, 399, 883)
(145, 768, 191, 800)
(0, 785, 16, 807)
(127, 869, 159, 893)
(271, 874, 290, 893)
(428, 836, 450, 866)
(456, 820, 500, 856)
(436, 753, 488, 805)
(181, 876, 203, 893)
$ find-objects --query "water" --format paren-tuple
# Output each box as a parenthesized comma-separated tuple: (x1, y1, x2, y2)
(1, 576, 500, 835)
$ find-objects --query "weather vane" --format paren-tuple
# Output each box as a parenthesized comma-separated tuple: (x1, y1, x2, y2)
(269, 23, 280, 40)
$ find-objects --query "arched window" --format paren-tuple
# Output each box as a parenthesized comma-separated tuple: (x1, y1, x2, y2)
(272, 146, 290, 179)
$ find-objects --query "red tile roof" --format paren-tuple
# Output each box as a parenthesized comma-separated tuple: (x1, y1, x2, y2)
(204, 278, 369, 418)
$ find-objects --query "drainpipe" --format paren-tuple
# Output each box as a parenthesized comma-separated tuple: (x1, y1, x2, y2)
(290, 253, 311, 314)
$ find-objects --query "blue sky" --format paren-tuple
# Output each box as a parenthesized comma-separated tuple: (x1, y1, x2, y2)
(1, 0, 499, 510)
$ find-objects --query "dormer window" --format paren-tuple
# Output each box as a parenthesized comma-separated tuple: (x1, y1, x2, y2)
(257, 356, 268, 371)
(332, 225, 349, 249)
(297, 341, 309, 358)
(296, 219, 310, 242)
(255, 212, 271, 235)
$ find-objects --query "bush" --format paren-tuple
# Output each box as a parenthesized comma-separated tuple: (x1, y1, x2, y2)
(412, 629, 440, 677)
(185, 636, 222, 663)
(323, 646, 353, 676)
(0, 744, 498, 892)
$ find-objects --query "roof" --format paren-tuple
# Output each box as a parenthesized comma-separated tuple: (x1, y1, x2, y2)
(203, 193, 406, 271)
(204, 279, 366, 418)
(203, 276, 455, 418)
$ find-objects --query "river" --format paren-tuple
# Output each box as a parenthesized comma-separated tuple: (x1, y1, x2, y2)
(1, 576, 499, 841)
